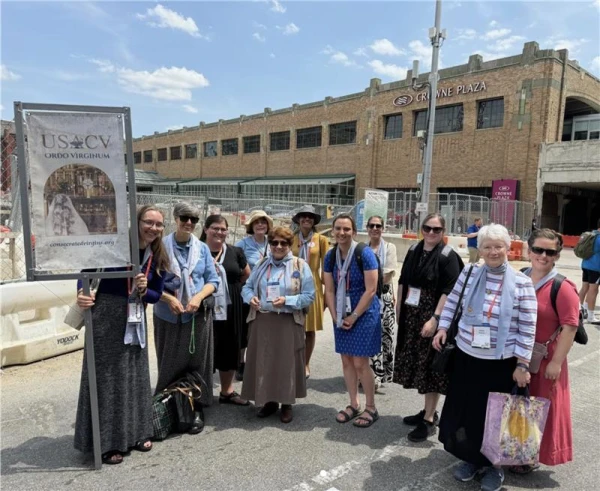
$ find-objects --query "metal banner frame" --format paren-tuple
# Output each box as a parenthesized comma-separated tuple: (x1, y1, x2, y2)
(14, 102, 141, 470)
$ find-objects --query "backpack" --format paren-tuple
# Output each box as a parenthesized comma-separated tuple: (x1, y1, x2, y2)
(574, 231, 598, 259)
(328, 242, 384, 297)
(550, 274, 588, 345)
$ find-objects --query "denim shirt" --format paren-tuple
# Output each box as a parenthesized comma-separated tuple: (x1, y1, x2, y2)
(241, 260, 315, 314)
(235, 236, 269, 271)
(154, 236, 220, 324)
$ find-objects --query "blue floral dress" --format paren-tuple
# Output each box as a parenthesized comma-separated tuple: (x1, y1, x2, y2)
(324, 247, 381, 357)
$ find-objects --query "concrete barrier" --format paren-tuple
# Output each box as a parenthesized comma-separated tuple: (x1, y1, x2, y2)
(0, 280, 84, 367)
(355, 233, 469, 262)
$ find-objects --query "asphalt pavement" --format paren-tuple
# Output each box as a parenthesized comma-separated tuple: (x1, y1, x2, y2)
(1, 250, 599, 490)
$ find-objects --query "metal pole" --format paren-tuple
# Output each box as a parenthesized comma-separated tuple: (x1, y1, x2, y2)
(420, 0, 444, 224)
(82, 275, 103, 470)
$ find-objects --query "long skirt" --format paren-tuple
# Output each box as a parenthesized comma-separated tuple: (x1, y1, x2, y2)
(370, 285, 396, 384)
(154, 308, 214, 407)
(74, 294, 153, 454)
(241, 312, 306, 407)
(438, 348, 516, 467)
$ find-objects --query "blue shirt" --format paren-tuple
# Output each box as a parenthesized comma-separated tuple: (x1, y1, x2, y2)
(467, 224, 480, 248)
(582, 232, 600, 273)
(241, 259, 315, 313)
(235, 236, 269, 270)
(154, 236, 220, 323)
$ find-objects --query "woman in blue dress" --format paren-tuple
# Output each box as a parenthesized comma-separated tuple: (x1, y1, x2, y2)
(324, 213, 381, 428)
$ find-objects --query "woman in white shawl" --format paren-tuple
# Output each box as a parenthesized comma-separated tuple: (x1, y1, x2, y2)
(45, 194, 89, 236)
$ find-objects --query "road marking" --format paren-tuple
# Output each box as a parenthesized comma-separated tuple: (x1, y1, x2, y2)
(569, 349, 599, 368)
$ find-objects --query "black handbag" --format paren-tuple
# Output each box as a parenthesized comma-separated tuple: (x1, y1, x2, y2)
(173, 388, 196, 433)
(432, 265, 474, 375)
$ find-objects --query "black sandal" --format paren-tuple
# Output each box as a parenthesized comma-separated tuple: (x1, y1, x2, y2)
(219, 391, 250, 406)
(133, 439, 153, 452)
(336, 405, 361, 423)
(353, 408, 379, 428)
(102, 451, 124, 465)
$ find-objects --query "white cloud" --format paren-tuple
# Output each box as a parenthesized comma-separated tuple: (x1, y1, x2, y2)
(270, 0, 286, 13)
(53, 70, 90, 81)
(0, 104, 4, 112)
(1, 64, 21, 81)
(253, 32, 266, 42)
(182, 104, 198, 113)
(270, 53, 276, 58)
(115, 66, 209, 101)
(594, 0, 600, 10)
(455, 28, 477, 41)
(322, 46, 358, 67)
(166, 125, 184, 131)
(368, 60, 407, 80)
(136, 4, 204, 38)
(482, 28, 511, 41)
(353, 47, 369, 57)
(409, 40, 433, 64)
(489, 35, 526, 52)
(489, 20, 498, 27)
(369, 38, 404, 56)
(90, 59, 116, 73)
(591, 56, 600, 72)
(253, 21, 267, 30)
(545, 37, 588, 54)
(281, 22, 300, 35)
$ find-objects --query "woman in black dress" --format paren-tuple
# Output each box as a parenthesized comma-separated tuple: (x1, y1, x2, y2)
(201, 215, 251, 405)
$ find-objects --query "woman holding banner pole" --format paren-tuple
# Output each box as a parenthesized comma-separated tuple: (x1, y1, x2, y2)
(74, 205, 169, 465)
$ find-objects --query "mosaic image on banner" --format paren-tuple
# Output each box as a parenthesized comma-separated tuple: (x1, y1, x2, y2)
(28, 112, 130, 270)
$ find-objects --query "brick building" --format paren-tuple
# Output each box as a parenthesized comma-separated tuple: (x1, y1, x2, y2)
(133, 41, 600, 232)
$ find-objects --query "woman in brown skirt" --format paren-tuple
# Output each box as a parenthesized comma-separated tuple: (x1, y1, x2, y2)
(241, 227, 316, 423)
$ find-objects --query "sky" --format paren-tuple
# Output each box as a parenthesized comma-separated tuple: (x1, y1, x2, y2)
(1, 0, 599, 137)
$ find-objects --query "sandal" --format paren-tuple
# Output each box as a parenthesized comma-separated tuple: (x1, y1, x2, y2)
(133, 439, 153, 452)
(102, 451, 124, 465)
(353, 408, 379, 428)
(336, 405, 361, 423)
(219, 391, 250, 406)
(509, 464, 539, 475)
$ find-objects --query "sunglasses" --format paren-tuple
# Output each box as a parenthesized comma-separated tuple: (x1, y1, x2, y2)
(179, 215, 199, 224)
(298, 214, 314, 220)
(530, 246, 558, 257)
(270, 240, 289, 247)
(422, 225, 443, 234)
(367, 223, 383, 229)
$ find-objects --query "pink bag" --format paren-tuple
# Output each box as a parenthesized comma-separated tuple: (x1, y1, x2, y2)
(481, 387, 551, 466)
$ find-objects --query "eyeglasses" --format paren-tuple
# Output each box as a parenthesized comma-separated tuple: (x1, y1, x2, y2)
(209, 226, 228, 233)
(530, 246, 558, 257)
(367, 223, 383, 229)
(141, 219, 164, 230)
(481, 245, 506, 253)
(270, 240, 289, 247)
(178, 215, 199, 224)
(422, 225, 443, 234)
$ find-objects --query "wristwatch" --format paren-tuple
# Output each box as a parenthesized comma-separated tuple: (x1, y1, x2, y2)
(516, 362, 530, 373)
(351, 311, 359, 319)
(432, 314, 440, 322)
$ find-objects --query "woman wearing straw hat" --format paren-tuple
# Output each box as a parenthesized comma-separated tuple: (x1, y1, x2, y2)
(235, 209, 274, 380)
(291, 205, 329, 379)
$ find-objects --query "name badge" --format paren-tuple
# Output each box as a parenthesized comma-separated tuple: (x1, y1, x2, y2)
(345, 295, 352, 314)
(309, 242, 315, 248)
(405, 287, 421, 307)
(266, 282, 281, 302)
(127, 298, 142, 323)
(472, 324, 491, 349)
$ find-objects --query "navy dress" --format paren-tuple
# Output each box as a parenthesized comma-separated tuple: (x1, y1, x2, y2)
(324, 247, 381, 357)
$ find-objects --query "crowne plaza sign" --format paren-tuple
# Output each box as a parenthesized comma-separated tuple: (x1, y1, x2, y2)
(393, 81, 488, 107)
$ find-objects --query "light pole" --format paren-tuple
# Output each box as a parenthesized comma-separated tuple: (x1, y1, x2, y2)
(412, 0, 445, 224)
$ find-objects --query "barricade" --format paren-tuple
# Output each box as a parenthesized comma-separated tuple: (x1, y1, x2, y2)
(508, 240, 523, 261)
(0, 280, 84, 366)
(562, 235, 579, 249)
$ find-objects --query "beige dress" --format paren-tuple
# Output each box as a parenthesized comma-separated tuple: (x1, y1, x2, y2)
(291, 232, 329, 332)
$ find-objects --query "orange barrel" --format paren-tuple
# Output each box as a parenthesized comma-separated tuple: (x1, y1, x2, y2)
(509, 240, 522, 261)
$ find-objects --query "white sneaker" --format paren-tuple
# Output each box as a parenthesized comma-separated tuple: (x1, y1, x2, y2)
(592, 313, 600, 323)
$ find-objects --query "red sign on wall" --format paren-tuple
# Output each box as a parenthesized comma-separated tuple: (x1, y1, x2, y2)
(491, 179, 520, 232)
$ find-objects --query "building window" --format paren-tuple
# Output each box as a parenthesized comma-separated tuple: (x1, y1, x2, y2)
(185, 144, 197, 159)
(157, 148, 167, 161)
(270, 131, 290, 151)
(296, 126, 322, 149)
(573, 118, 600, 140)
(477, 98, 504, 129)
(329, 121, 357, 145)
(203, 141, 217, 157)
(222, 138, 239, 155)
(143, 150, 153, 163)
(414, 104, 464, 135)
(134, 151, 141, 164)
(243, 135, 261, 154)
(170, 145, 181, 160)
(384, 114, 403, 139)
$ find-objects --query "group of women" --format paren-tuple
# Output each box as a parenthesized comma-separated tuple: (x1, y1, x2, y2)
(75, 203, 579, 491)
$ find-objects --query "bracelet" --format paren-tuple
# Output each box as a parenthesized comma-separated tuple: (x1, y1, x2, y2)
(516, 362, 529, 371)
(432, 314, 440, 322)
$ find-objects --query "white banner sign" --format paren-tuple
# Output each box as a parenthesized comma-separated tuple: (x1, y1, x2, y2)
(28, 112, 131, 270)
(363, 189, 389, 231)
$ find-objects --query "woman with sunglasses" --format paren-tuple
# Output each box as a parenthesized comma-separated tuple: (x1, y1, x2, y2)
(200, 215, 251, 407)
(74, 205, 169, 465)
(241, 226, 315, 423)
(290, 205, 330, 379)
(509, 229, 579, 475)
(432, 224, 536, 491)
(393, 213, 464, 442)
(365, 215, 397, 389)
(324, 214, 381, 428)
(153, 202, 220, 434)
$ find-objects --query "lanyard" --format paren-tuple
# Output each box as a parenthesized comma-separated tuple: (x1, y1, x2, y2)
(128, 253, 153, 296)
(266, 264, 285, 283)
(486, 280, 503, 322)
(252, 237, 267, 259)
